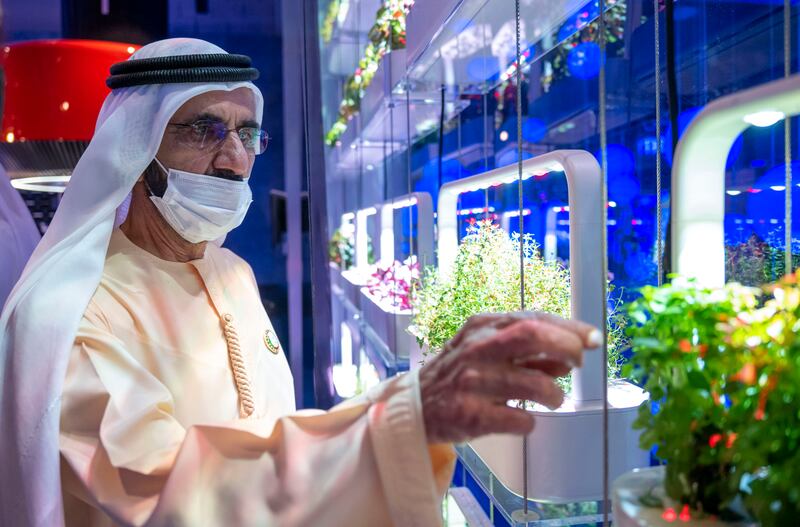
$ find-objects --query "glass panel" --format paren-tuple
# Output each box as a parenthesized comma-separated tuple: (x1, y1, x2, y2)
(317, 0, 796, 523)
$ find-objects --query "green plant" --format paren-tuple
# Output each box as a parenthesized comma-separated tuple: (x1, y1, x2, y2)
(324, 0, 415, 146)
(726, 234, 800, 286)
(320, 0, 341, 43)
(411, 220, 625, 391)
(328, 227, 355, 270)
(365, 256, 420, 311)
(626, 275, 800, 525)
(328, 226, 377, 270)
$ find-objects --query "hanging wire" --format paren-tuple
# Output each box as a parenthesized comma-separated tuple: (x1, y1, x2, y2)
(663, 0, 678, 276)
(598, 0, 610, 525)
(655, 0, 663, 286)
(484, 22, 491, 221)
(785, 0, 793, 274)
(514, 0, 530, 516)
(389, 77, 403, 364)
(405, 84, 415, 266)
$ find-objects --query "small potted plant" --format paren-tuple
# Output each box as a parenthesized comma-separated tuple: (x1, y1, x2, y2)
(360, 256, 423, 365)
(411, 219, 625, 386)
(329, 226, 355, 271)
(617, 273, 800, 526)
(364, 256, 420, 312)
(412, 219, 640, 503)
(329, 225, 376, 306)
(725, 232, 800, 286)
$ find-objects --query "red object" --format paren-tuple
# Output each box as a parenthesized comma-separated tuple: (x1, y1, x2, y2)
(0, 39, 139, 142)
(730, 362, 757, 385)
(661, 507, 677, 522)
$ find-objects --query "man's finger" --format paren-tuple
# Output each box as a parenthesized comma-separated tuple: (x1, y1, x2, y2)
(513, 357, 573, 378)
(452, 311, 602, 351)
(464, 398, 536, 439)
(506, 312, 602, 350)
(459, 366, 565, 410)
(464, 317, 586, 368)
(447, 313, 509, 349)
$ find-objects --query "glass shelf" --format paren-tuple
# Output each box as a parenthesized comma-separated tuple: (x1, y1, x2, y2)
(330, 267, 410, 379)
(407, 0, 614, 94)
(456, 444, 607, 527)
(322, 0, 384, 77)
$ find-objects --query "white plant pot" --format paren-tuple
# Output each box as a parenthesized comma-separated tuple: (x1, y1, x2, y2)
(613, 466, 755, 526)
(469, 380, 649, 503)
(359, 288, 422, 365)
(340, 267, 369, 308)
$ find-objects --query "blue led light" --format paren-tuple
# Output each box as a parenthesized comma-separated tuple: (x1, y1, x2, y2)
(596, 144, 639, 205)
(567, 41, 604, 80)
(522, 117, 547, 143)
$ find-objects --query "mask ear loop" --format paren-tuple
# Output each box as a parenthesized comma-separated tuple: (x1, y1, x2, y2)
(143, 158, 169, 198)
(153, 156, 170, 174)
(142, 176, 157, 198)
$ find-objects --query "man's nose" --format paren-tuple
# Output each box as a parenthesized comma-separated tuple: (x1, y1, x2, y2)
(212, 131, 251, 176)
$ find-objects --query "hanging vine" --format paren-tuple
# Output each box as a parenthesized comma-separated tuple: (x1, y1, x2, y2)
(324, 0, 415, 146)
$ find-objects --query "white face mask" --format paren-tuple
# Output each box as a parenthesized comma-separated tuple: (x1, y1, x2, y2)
(148, 158, 253, 244)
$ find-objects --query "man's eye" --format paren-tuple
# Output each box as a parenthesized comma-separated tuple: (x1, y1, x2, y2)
(191, 123, 213, 138)
(238, 128, 257, 145)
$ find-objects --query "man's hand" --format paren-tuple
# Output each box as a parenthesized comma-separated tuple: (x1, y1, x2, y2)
(419, 312, 601, 444)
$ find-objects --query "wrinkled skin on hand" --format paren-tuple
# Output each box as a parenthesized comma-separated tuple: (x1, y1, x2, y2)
(419, 312, 601, 444)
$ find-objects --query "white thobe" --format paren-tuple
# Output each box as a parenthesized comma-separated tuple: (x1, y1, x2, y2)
(59, 229, 455, 527)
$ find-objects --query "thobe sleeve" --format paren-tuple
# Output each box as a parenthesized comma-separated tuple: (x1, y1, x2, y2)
(60, 306, 456, 527)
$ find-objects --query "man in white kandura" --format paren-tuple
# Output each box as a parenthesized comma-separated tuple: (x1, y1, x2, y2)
(0, 38, 600, 527)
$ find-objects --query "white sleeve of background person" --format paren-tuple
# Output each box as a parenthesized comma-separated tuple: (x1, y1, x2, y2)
(0, 164, 41, 309)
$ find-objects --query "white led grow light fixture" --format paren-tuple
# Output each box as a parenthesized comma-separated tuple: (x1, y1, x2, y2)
(377, 192, 434, 269)
(354, 206, 377, 271)
(672, 74, 800, 286)
(438, 150, 605, 402)
(453, 150, 648, 502)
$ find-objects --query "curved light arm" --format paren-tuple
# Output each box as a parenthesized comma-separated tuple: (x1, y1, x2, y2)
(377, 192, 435, 269)
(355, 206, 377, 271)
(544, 205, 568, 264)
(437, 150, 605, 402)
(672, 74, 800, 287)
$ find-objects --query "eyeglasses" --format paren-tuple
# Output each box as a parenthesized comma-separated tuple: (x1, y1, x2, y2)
(168, 120, 270, 155)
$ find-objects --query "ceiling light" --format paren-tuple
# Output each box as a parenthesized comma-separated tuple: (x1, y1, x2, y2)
(10, 175, 70, 193)
(743, 110, 785, 128)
